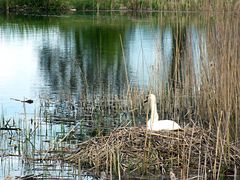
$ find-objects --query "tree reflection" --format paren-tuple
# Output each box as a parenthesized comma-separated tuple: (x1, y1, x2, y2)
(0, 13, 208, 101)
(39, 17, 129, 97)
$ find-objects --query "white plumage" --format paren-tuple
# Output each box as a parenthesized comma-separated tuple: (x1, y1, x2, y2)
(146, 94, 181, 131)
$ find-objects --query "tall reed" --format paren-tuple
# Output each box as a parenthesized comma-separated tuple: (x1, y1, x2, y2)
(146, 13, 240, 177)
(207, 14, 239, 176)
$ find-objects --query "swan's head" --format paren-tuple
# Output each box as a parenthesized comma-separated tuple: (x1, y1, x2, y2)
(144, 94, 156, 104)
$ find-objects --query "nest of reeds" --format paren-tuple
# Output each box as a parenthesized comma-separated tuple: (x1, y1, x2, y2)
(65, 126, 240, 177)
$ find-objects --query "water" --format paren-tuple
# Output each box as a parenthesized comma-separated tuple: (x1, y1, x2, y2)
(0, 12, 224, 179)
(0, 13, 208, 115)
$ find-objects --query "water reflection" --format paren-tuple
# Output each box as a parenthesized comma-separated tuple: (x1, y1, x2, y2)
(39, 22, 128, 96)
(0, 13, 209, 178)
(0, 13, 207, 107)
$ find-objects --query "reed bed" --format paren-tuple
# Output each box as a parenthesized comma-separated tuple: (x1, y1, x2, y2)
(65, 126, 240, 178)
(41, 14, 240, 177)
(1, 0, 239, 13)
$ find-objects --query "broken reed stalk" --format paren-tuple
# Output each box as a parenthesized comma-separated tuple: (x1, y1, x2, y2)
(42, 121, 81, 160)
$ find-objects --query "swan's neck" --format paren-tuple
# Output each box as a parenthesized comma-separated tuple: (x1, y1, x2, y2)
(150, 99, 159, 123)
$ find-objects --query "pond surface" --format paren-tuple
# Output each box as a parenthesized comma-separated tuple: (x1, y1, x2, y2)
(0, 12, 233, 179)
(0, 12, 207, 116)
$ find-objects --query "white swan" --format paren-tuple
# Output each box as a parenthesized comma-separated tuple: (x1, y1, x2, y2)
(145, 94, 181, 131)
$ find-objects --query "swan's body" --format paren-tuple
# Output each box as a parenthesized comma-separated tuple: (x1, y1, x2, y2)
(146, 94, 181, 131)
(147, 119, 181, 131)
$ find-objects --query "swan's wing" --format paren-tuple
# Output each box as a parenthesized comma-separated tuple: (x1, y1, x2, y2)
(151, 120, 181, 131)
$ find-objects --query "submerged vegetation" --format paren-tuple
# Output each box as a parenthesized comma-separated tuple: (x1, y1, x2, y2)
(0, 0, 240, 13)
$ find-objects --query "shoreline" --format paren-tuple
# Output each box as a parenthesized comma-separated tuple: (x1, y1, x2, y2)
(0, 8, 239, 16)
(0, 2, 239, 16)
